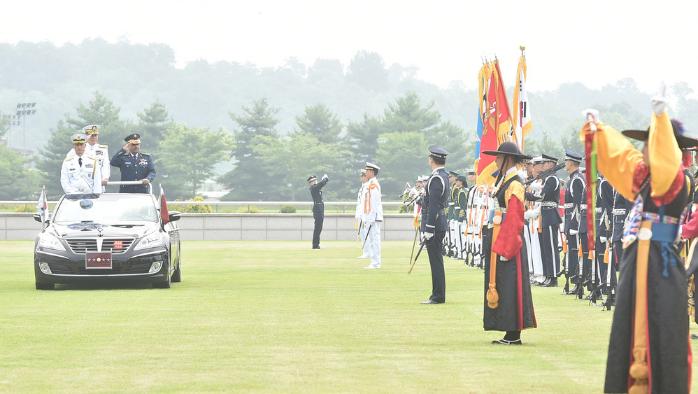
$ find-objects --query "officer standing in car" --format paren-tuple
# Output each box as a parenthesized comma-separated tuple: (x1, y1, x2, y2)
(61, 134, 102, 194)
(110, 133, 156, 193)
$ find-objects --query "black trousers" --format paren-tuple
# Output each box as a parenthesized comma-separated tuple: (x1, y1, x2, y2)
(312, 204, 324, 248)
(567, 233, 590, 283)
(540, 225, 560, 278)
(427, 230, 446, 302)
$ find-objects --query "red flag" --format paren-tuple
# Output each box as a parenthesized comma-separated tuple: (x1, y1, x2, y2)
(160, 186, 170, 225)
(477, 66, 499, 177)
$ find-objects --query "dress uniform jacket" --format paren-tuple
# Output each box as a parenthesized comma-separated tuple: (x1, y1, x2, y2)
(110, 150, 156, 193)
(60, 153, 102, 194)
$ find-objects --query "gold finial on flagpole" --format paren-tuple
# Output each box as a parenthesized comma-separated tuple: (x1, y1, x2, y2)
(520, 45, 526, 57)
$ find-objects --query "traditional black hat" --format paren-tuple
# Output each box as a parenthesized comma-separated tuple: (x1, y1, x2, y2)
(124, 133, 141, 143)
(482, 141, 532, 160)
(307, 175, 317, 182)
(428, 145, 449, 160)
(622, 119, 698, 149)
(564, 150, 583, 163)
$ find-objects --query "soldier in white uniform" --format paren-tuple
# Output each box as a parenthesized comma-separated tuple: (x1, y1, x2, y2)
(356, 169, 368, 258)
(362, 162, 383, 269)
(61, 134, 102, 194)
(66, 125, 109, 192)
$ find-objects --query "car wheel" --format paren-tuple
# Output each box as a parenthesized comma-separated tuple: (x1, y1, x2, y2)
(36, 281, 54, 290)
(153, 263, 171, 289)
(172, 256, 182, 283)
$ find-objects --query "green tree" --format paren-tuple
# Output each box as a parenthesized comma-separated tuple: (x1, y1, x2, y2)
(347, 51, 389, 92)
(158, 124, 233, 198)
(254, 132, 349, 200)
(0, 113, 9, 140)
(0, 145, 41, 199)
(375, 132, 428, 196)
(137, 102, 172, 154)
(295, 104, 342, 143)
(37, 92, 131, 197)
(221, 99, 280, 200)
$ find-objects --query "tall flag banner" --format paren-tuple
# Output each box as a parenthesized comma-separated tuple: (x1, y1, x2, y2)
(160, 185, 170, 225)
(512, 47, 532, 151)
(36, 185, 48, 223)
(476, 62, 498, 185)
(492, 60, 513, 145)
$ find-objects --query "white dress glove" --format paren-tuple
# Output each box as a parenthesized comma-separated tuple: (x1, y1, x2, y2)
(652, 84, 667, 115)
(569, 229, 579, 235)
(422, 232, 434, 241)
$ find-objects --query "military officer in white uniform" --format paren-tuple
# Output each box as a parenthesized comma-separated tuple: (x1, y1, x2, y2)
(66, 125, 110, 192)
(362, 162, 383, 269)
(61, 134, 102, 194)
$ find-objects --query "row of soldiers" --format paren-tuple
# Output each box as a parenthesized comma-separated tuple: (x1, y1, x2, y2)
(403, 150, 639, 309)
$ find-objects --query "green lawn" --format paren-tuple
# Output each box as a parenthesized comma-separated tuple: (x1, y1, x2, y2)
(1, 241, 696, 393)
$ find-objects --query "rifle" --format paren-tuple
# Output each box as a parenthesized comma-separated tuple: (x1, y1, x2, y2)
(408, 229, 419, 265)
(362, 223, 373, 250)
(408, 239, 427, 274)
(525, 162, 565, 185)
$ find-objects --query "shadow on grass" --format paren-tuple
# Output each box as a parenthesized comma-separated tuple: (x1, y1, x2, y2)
(50, 280, 160, 291)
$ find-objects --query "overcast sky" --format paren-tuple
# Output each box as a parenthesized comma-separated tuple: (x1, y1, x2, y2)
(2, 0, 697, 92)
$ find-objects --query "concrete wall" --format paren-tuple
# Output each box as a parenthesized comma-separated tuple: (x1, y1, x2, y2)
(0, 213, 416, 241)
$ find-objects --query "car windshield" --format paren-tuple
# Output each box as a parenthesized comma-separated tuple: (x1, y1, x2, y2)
(53, 194, 159, 224)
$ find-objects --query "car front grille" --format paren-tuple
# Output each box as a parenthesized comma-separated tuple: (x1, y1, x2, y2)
(65, 238, 134, 255)
(44, 254, 165, 275)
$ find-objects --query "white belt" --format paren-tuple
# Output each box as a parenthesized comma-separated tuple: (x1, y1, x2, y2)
(541, 202, 558, 208)
(563, 203, 573, 209)
(613, 209, 627, 215)
(595, 208, 603, 213)
(580, 204, 588, 209)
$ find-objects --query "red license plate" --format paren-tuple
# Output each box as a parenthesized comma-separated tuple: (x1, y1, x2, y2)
(85, 252, 112, 269)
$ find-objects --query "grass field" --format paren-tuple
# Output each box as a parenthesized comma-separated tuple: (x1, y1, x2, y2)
(1, 240, 697, 393)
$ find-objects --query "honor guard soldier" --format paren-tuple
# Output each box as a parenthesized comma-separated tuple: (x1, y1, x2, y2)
(110, 133, 156, 193)
(593, 175, 614, 300)
(536, 154, 563, 286)
(481, 142, 537, 344)
(445, 171, 460, 257)
(308, 174, 329, 249)
(420, 146, 450, 304)
(356, 169, 369, 258)
(563, 150, 588, 297)
(362, 162, 383, 269)
(455, 175, 468, 259)
(585, 92, 697, 393)
(61, 134, 102, 194)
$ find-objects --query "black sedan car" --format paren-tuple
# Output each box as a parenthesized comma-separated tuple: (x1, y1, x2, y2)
(33, 193, 182, 289)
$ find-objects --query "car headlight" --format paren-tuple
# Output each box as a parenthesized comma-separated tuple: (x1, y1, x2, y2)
(134, 232, 164, 251)
(37, 233, 66, 252)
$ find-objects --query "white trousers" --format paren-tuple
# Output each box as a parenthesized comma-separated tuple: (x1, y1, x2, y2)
(365, 222, 381, 266)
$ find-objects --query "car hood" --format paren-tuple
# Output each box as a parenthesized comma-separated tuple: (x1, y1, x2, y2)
(49, 222, 159, 239)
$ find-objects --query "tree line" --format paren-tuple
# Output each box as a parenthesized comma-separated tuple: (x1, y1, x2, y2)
(8, 91, 472, 201)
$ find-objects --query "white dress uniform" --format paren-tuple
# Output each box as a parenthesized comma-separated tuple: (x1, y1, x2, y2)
(356, 181, 368, 258)
(362, 175, 383, 268)
(60, 153, 102, 194)
(67, 142, 109, 192)
(524, 179, 545, 283)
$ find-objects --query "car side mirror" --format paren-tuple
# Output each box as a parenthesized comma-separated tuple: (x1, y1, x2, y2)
(168, 211, 181, 222)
